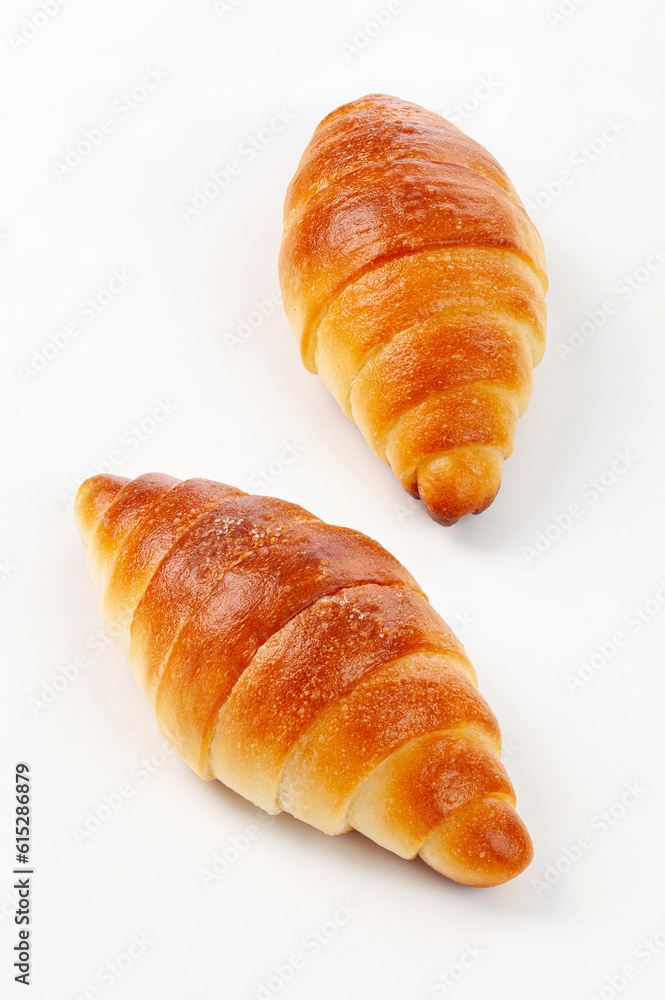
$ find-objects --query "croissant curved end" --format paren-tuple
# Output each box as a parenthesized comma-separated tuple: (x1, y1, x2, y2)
(416, 445, 505, 526)
(74, 474, 129, 545)
(420, 795, 534, 887)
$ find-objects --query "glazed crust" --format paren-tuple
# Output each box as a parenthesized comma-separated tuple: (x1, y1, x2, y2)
(75, 472, 533, 887)
(278, 94, 548, 525)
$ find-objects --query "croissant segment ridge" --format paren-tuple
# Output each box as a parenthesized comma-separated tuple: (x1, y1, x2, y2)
(278, 93, 548, 525)
(75, 472, 533, 887)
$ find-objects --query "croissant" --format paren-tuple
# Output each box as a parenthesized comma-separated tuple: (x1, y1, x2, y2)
(75, 471, 532, 886)
(278, 94, 548, 525)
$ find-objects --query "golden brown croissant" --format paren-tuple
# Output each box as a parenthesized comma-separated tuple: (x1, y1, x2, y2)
(75, 472, 532, 886)
(278, 94, 548, 525)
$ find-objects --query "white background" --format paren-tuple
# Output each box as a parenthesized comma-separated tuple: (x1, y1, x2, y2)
(2, 0, 665, 997)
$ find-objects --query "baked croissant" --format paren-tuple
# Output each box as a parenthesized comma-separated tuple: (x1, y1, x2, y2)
(278, 94, 548, 525)
(75, 471, 532, 886)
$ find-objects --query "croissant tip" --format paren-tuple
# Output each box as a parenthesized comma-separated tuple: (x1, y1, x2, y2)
(75, 473, 130, 546)
(420, 796, 533, 887)
(416, 446, 504, 526)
